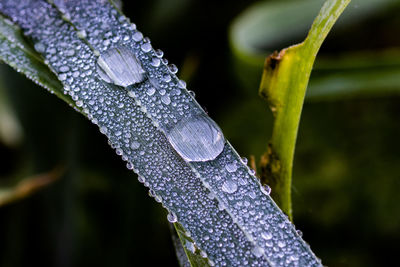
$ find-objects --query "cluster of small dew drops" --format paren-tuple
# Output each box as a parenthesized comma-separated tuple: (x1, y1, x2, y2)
(0, 0, 323, 266)
(0, 0, 282, 266)
(55, 0, 227, 163)
(0, 18, 61, 97)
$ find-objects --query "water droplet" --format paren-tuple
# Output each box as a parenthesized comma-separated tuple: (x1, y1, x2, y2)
(59, 66, 69, 72)
(116, 148, 123, 155)
(188, 90, 196, 97)
(34, 42, 46, 53)
(62, 13, 71, 21)
(185, 230, 192, 238)
(221, 179, 238, 194)
(155, 49, 164, 58)
(261, 231, 272, 240)
(161, 95, 171, 105)
(148, 189, 155, 198)
(97, 46, 145, 87)
(162, 74, 171, 83)
(289, 255, 300, 262)
(132, 31, 143, 41)
(59, 73, 67, 81)
(225, 162, 237, 173)
(278, 240, 286, 248)
(130, 141, 140, 150)
(65, 49, 75, 56)
(238, 177, 247, 186)
(151, 57, 161, 67)
(138, 176, 145, 183)
(185, 240, 196, 253)
(200, 250, 207, 258)
(248, 191, 256, 199)
(248, 168, 256, 175)
(178, 80, 187, 88)
(126, 162, 134, 170)
(241, 157, 248, 164)
(146, 87, 156, 96)
(154, 194, 162, 203)
(141, 42, 152, 52)
(260, 184, 271, 195)
(47, 47, 56, 54)
(100, 126, 108, 134)
(167, 211, 178, 223)
(168, 64, 178, 74)
(103, 39, 110, 46)
(166, 114, 225, 162)
(296, 229, 303, 237)
(77, 30, 87, 39)
(252, 246, 264, 258)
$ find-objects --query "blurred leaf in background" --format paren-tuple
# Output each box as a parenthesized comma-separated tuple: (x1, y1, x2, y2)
(0, 0, 399, 267)
(228, 0, 400, 266)
(0, 76, 22, 147)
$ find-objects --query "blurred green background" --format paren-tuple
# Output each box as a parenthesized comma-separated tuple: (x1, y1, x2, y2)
(1, 0, 399, 266)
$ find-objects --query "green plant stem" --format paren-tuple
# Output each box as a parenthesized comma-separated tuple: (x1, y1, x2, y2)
(259, 0, 351, 220)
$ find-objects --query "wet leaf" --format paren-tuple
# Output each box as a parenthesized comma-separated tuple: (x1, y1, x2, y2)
(0, 1, 322, 266)
(0, 13, 78, 110)
(172, 223, 210, 267)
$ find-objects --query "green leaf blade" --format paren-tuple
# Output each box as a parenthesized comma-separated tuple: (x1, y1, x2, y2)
(172, 223, 211, 267)
(0, 2, 267, 265)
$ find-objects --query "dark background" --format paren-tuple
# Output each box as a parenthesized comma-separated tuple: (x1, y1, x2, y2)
(0, 0, 399, 266)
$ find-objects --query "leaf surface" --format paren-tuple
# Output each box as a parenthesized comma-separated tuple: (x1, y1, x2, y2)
(0, 0, 322, 266)
(0, 13, 78, 110)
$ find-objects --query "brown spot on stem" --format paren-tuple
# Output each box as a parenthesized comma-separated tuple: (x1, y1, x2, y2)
(264, 49, 286, 71)
(259, 49, 287, 117)
(259, 143, 281, 190)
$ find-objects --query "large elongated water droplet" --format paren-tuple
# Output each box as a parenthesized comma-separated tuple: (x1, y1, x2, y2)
(96, 46, 145, 86)
(166, 114, 225, 162)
